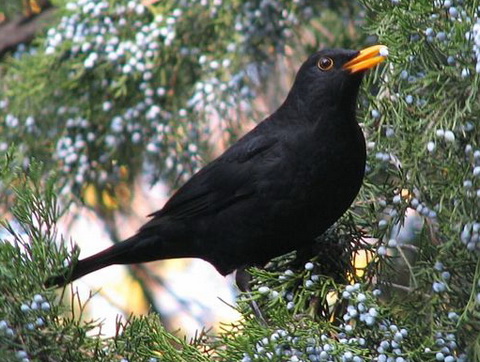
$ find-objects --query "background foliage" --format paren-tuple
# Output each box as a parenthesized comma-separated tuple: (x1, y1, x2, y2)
(1, 0, 480, 361)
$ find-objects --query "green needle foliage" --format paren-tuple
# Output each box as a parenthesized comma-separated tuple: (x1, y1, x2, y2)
(1, 0, 480, 361)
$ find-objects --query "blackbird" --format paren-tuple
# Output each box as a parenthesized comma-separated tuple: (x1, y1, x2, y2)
(48, 45, 387, 289)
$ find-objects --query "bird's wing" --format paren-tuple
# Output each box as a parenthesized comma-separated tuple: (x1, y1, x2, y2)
(146, 131, 279, 222)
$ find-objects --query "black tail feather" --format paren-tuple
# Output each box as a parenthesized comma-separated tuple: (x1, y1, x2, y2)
(45, 234, 161, 288)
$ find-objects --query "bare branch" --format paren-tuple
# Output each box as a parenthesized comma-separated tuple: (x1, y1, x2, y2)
(0, 2, 55, 59)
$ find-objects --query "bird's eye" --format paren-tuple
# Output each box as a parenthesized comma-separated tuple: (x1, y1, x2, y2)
(317, 57, 334, 71)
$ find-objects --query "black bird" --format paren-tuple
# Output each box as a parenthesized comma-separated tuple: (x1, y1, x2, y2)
(48, 45, 387, 290)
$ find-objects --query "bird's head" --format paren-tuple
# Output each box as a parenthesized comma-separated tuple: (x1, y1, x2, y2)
(286, 45, 388, 120)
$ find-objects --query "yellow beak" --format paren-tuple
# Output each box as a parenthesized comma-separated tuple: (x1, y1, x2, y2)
(343, 45, 388, 73)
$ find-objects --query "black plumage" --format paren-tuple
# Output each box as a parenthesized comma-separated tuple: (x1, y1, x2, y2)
(47, 46, 387, 287)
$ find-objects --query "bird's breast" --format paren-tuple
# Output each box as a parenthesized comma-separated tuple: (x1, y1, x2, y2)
(284, 121, 366, 224)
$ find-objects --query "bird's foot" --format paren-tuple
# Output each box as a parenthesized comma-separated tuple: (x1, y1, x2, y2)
(235, 268, 268, 326)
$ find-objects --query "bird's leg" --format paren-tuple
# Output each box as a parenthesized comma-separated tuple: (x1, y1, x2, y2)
(235, 268, 268, 326)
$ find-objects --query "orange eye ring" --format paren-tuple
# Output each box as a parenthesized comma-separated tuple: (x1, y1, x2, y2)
(317, 57, 334, 71)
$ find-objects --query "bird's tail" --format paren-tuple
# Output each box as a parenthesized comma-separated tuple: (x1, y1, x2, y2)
(46, 234, 166, 288)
